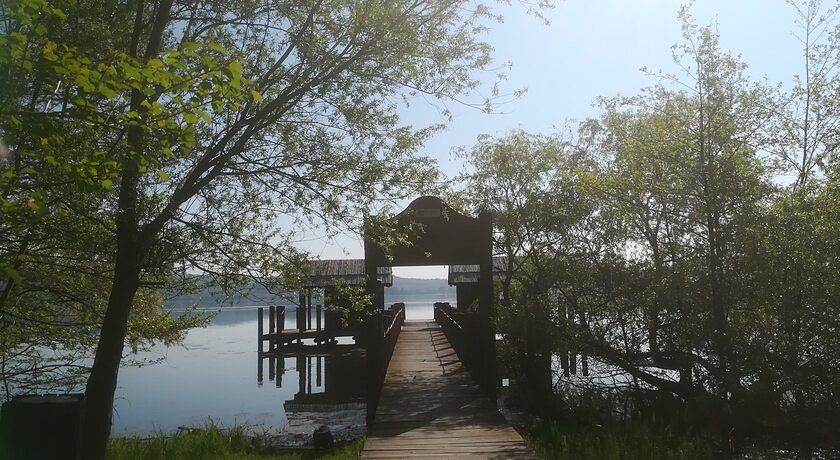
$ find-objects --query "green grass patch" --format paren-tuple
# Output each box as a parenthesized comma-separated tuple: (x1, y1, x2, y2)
(107, 426, 364, 460)
(525, 420, 719, 460)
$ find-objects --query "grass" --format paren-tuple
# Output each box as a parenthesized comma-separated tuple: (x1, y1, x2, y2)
(107, 426, 364, 460)
(525, 419, 720, 460)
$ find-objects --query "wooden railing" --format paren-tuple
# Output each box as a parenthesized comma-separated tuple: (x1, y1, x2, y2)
(366, 302, 406, 423)
(433, 302, 497, 395)
(382, 302, 406, 369)
(435, 303, 477, 370)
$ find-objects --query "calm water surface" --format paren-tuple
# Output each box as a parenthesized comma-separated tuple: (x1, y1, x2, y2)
(111, 295, 453, 437)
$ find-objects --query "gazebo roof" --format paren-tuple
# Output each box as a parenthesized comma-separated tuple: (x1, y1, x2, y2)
(302, 259, 392, 288)
(448, 256, 509, 285)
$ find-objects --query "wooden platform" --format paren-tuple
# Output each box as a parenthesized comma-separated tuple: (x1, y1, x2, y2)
(362, 321, 537, 459)
(261, 328, 356, 344)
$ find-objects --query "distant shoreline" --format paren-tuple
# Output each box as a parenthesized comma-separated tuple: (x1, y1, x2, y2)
(168, 296, 457, 312)
(165, 276, 457, 310)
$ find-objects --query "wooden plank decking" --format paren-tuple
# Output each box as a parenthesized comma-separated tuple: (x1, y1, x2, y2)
(361, 320, 537, 459)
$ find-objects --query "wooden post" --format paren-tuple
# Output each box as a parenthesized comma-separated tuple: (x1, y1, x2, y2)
(569, 306, 577, 375)
(363, 220, 386, 423)
(257, 307, 264, 354)
(257, 307, 264, 384)
(478, 211, 495, 397)
(276, 355, 283, 388)
(296, 354, 305, 395)
(307, 355, 312, 394)
(561, 303, 570, 377)
(306, 287, 313, 331)
(561, 352, 570, 377)
(297, 290, 306, 343)
(268, 306, 276, 352)
(324, 287, 333, 335)
(580, 311, 589, 376)
(316, 355, 322, 387)
(269, 306, 276, 380)
(277, 306, 285, 332)
(316, 304, 322, 332)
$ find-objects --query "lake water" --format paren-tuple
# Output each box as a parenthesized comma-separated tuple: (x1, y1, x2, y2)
(111, 295, 455, 441)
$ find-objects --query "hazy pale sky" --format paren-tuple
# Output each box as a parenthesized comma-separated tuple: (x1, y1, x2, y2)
(298, 0, 810, 278)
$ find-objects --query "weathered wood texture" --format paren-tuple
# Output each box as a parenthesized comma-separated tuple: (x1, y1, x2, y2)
(362, 321, 537, 459)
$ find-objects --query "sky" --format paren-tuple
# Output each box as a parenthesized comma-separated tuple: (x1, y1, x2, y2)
(298, 0, 810, 279)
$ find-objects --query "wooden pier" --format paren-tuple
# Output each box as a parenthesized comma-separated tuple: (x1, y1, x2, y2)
(256, 197, 523, 456)
(361, 320, 536, 459)
(256, 304, 358, 353)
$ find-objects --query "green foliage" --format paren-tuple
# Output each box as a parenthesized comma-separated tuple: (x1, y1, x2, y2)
(456, 128, 598, 406)
(0, 0, 219, 394)
(106, 426, 364, 460)
(526, 420, 718, 460)
(0, 0, 531, 390)
(461, 2, 840, 452)
(324, 283, 374, 326)
(1, 0, 546, 454)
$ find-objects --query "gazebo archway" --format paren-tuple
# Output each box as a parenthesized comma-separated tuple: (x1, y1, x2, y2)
(363, 196, 496, 395)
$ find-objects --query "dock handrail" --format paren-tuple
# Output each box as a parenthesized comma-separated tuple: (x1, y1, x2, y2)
(366, 302, 406, 423)
(434, 302, 477, 375)
(383, 303, 406, 339)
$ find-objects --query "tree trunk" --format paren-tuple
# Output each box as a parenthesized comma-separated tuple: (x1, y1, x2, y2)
(81, 155, 144, 458)
(81, 239, 142, 459)
(80, 1, 175, 453)
(81, 93, 146, 460)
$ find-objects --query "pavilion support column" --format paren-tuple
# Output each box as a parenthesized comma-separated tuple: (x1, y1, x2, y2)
(363, 230, 384, 423)
(457, 283, 479, 312)
(478, 211, 496, 398)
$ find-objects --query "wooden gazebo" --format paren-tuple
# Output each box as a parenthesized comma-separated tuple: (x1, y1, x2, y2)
(363, 196, 496, 395)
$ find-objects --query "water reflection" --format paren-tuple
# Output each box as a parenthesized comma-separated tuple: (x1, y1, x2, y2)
(111, 297, 451, 440)
(259, 350, 366, 403)
(113, 308, 297, 436)
(256, 350, 368, 442)
(110, 309, 372, 439)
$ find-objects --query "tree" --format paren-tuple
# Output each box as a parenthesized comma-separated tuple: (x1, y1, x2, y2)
(1, 0, 543, 457)
(589, 11, 773, 450)
(456, 128, 598, 408)
(770, 0, 840, 187)
(760, 2, 840, 433)
(452, 3, 840, 454)
(456, 10, 778, 454)
(0, 0, 203, 399)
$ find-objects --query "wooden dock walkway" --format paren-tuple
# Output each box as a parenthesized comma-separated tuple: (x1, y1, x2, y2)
(361, 320, 537, 459)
